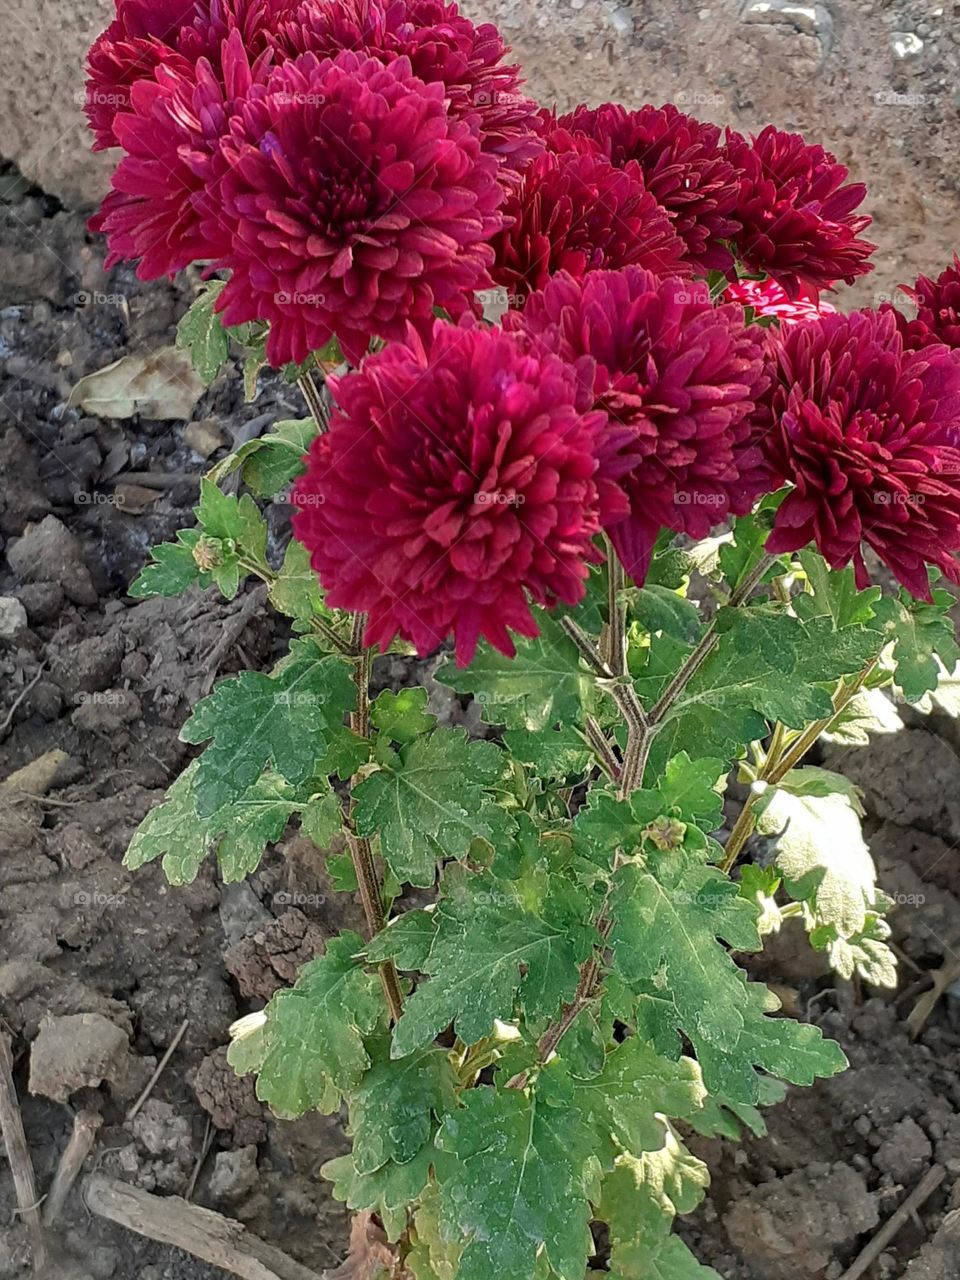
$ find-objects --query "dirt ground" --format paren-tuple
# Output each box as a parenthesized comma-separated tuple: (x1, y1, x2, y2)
(2, 157, 960, 1280)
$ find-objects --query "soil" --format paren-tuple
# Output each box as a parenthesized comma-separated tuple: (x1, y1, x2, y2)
(3, 162, 960, 1280)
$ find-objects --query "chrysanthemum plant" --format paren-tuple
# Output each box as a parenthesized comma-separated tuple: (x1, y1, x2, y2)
(90, 2, 960, 1275)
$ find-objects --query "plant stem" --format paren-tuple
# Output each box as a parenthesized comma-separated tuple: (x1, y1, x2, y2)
(720, 656, 879, 873)
(298, 370, 329, 430)
(604, 538, 627, 677)
(344, 612, 404, 1022)
(290, 377, 400, 1018)
(647, 552, 776, 724)
(511, 548, 779, 1083)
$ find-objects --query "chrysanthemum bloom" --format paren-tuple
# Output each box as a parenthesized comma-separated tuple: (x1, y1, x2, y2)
(291, 320, 615, 663)
(724, 278, 836, 326)
(276, 0, 543, 175)
(725, 125, 876, 295)
(85, 0, 290, 150)
(895, 256, 960, 350)
(548, 102, 741, 274)
(214, 50, 505, 367)
(489, 150, 689, 303)
(505, 268, 770, 583)
(760, 307, 960, 597)
(90, 32, 257, 279)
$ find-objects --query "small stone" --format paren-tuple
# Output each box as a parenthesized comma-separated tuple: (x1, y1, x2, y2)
(6, 515, 97, 606)
(183, 419, 226, 459)
(0, 596, 27, 640)
(16, 581, 63, 624)
(875, 1117, 932, 1184)
(891, 31, 923, 58)
(28, 1012, 130, 1102)
(207, 1145, 259, 1205)
(71, 687, 142, 732)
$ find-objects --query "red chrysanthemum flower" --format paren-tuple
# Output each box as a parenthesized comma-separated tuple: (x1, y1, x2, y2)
(724, 278, 836, 326)
(894, 255, 960, 351)
(291, 319, 614, 664)
(548, 102, 741, 274)
(505, 268, 771, 583)
(760, 307, 960, 598)
(90, 32, 258, 279)
(213, 50, 505, 367)
(489, 150, 690, 303)
(276, 0, 543, 175)
(85, 0, 290, 150)
(725, 125, 876, 295)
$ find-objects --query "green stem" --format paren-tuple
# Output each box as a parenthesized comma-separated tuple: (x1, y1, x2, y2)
(344, 612, 404, 1022)
(511, 548, 779, 1083)
(720, 657, 879, 873)
(604, 537, 627, 677)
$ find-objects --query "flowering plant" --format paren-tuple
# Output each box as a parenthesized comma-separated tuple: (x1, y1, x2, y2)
(89, 2, 960, 1276)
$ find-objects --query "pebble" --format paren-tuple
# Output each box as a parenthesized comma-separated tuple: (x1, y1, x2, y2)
(0, 596, 27, 641)
(891, 31, 924, 58)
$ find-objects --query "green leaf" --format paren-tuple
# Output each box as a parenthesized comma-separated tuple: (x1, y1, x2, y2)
(248, 932, 382, 1117)
(124, 762, 298, 885)
(503, 724, 592, 781)
(631, 585, 703, 644)
(207, 418, 318, 498)
(216, 774, 301, 880)
(383, 870, 595, 1058)
(349, 1040, 456, 1174)
(181, 639, 355, 815)
(638, 611, 881, 769)
(177, 280, 229, 384)
(609, 849, 846, 1103)
(129, 528, 212, 600)
(367, 911, 439, 972)
(820, 687, 903, 745)
(436, 1084, 595, 1280)
(759, 787, 877, 937)
(717, 509, 778, 589)
(775, 765, 865, 816)
(574, 1038, 706, 1165)
(195, 478, 267, 562)
(322, 1146, 432, 1242)
(407, 1184, 463, 1280)
(437, 609, 590, 730)
(353, 730, 514, 887)
(797, 551, 882, 628)
(574, 754, 725, 870)
(267, 539, 327, 626)
(371, 688, 437, 745)
(872, 589, 960, 701)
(600, 1136, 719, 1277)
(299, 790, 342, 848)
